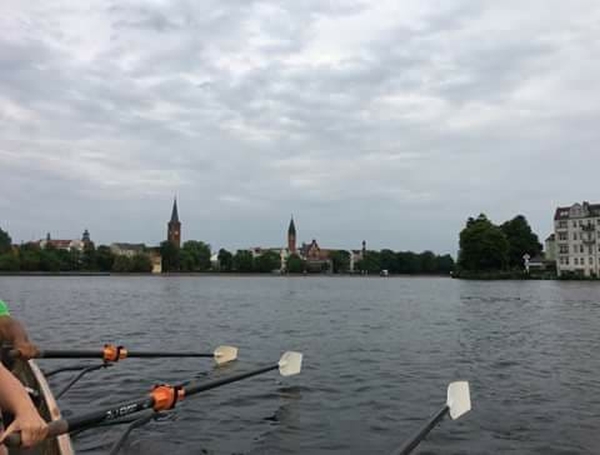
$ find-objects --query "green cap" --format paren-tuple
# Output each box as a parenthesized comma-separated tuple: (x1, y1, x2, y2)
(0, 300, 10, 317)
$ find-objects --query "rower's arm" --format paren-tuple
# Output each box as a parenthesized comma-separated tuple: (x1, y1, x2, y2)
(0, 364, 36, 415)
(0, 317, 38, 359)
(0, 364, 48, 447)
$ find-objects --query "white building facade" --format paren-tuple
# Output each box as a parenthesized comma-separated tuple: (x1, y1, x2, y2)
(554, 202, 600, 277)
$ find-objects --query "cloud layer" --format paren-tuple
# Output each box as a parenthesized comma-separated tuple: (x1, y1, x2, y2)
(1, 0, 599, 253)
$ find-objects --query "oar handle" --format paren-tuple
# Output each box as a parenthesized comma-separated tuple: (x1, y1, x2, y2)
(36, 346, 128, 362)
(3, 419, 69, 448)
(37, 350, 103, 359)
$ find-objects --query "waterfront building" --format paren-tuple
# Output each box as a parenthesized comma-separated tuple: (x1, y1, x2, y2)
(554, 201, 600, 277)
(146, 247, 163, 274)
(299, 239, 333, 273)
(82, 229, 92, 245)
(245, 216, 364, 274)
(110, 243, 146, 257)
(38, 231, 86, 252)
(349, 240, 367, 273)
(167, 198, 181, 248)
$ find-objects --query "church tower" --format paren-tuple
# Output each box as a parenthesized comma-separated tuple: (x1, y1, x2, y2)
(287, 216, 297, 253)
(167, 198, 181, 248)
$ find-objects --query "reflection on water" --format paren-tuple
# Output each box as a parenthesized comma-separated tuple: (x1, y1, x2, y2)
(1, 276, 600, 454)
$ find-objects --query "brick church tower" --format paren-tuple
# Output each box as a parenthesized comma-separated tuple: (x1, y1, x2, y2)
(167, 198, 181, 248)
(288, 216, 297, 253)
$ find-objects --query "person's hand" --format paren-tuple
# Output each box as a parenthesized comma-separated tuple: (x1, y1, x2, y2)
(0, 407, 48, 448)
(13, 342, 39, 360)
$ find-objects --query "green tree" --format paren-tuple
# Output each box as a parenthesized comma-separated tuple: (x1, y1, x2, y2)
(286, 254, 305, 273)
(40, 249, 61, 272)
(181, 241, 211, 272)
(82, 242, 97, 271)
(500, 215, 543, 269)
(69, 249, 82, 271)
(179, 249, 195, 272)
(379, 249, 396, 272)
(55, 249, 71, 271)
(419, 251, 438, 274)
(217, 248, 233, 272)
(0, 227, 11, 254)
(19, 247, 41, 271)
(436, 254, 455, 274)
(131, 253, 153, 273)
(0, 253, 19, 271)
(233, 250, 254, 272)
(255, 251, 281, 273)
(112, 255, 132, 273)
(96, 246, 115, 272)
(395, 251, 418, 274)
(160, 241, 180, 272)
(330, 250, 350, 273)
(355, 251, 381, 274)
(458, 214, 509, 271)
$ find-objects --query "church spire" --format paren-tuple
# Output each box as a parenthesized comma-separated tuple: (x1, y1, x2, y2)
(287, 215, 297, 253)
(170, 197, 179, 223)
(167, 198, 181, 248)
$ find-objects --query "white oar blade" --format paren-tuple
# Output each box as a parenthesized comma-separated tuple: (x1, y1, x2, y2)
(213, 345, 238, 365)
(278, 351, 303, 377)
(447, 381, 471, 420)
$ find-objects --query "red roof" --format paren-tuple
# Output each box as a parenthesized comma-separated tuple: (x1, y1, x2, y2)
(48, 240, 72, 247)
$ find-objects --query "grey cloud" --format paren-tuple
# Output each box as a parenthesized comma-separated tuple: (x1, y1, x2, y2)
(1, 0, 599, 253)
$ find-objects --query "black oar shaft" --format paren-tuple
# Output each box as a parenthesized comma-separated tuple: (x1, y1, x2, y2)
(66, 397, 154, 433)
(126, 351, 212, 358)
(38, 349, 103, 359)
(392, 405, 449, 455)
(185, 364, 277, 396)
(33, 349, 214, 359)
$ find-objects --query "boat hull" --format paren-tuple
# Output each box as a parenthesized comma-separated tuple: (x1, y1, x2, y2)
(8, 359, 74, 455)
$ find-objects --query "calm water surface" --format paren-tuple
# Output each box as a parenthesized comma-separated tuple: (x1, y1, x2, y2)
(1, 276, 600, 454)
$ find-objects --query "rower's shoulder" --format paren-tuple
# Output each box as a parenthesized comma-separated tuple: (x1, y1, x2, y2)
(0, 299, 10, 317)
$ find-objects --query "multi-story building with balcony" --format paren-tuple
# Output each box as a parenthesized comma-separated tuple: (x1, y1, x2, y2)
(554, 201, 600, 277)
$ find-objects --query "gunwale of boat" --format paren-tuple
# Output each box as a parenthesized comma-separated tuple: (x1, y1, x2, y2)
(8, 359, 74, 455)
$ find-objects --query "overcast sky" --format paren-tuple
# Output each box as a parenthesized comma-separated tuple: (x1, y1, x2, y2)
(1, 1, 599, 254)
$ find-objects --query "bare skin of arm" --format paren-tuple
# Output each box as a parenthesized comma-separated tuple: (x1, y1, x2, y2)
(0, 317, 38, 359)
(0, 364, 48, 448)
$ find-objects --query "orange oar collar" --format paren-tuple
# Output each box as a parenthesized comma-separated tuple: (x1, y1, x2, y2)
(103, 344, 128, 362)
(150, 384, 186, 411)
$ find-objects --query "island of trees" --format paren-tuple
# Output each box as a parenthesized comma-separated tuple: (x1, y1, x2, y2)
(455, 213, 547, 278)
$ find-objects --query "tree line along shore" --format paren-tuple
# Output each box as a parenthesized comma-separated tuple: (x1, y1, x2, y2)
(2, 213, 581, 280)
(0, 227, 454, 275)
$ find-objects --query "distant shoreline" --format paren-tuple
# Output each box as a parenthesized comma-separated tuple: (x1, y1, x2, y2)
(1, 272, 595, 281)
(0, 271, 453, 278)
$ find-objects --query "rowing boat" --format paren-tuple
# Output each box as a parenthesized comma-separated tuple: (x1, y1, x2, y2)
(9, 359, 74, 455)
